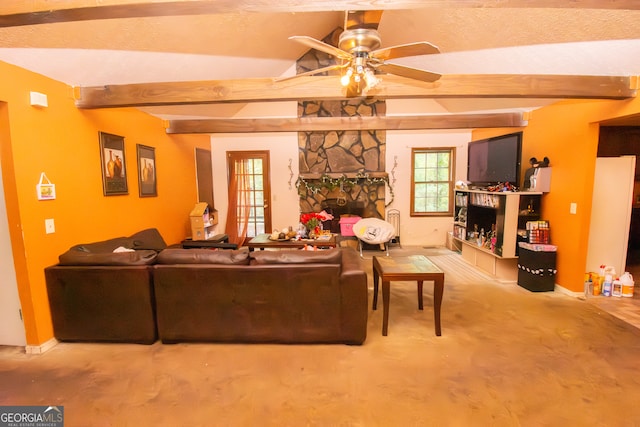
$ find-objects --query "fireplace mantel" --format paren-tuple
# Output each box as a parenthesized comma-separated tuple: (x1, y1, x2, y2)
(299, 172, 388, 180)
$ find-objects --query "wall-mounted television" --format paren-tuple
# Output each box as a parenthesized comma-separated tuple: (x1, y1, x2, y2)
(467, 131, 523, 187)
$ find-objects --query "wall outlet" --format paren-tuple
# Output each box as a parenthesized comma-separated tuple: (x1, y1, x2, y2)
(570, 203, 577, 215)
(45, 218, 55, 234)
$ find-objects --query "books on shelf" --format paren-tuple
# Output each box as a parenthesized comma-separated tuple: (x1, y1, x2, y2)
(469, 192, 500, 208)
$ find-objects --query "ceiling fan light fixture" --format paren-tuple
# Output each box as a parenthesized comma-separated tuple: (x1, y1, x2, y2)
(341, 68, 353, 86)
(363, 68, 380, 90)
(340, 63, 380, 94)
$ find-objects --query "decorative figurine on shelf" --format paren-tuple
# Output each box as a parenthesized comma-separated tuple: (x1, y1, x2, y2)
(523, 156, 550, 190)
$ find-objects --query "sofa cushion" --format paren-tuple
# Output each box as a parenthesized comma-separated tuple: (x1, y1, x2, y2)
(157, 248, 250, 265)
(58, 249, 158, 266)
(129, 228, 167, 251)
(250, 248, 342, 265)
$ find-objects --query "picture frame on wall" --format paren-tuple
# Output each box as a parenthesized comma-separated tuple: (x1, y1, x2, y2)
(99, 131, 128, 196)
(136, 144, 157, 197)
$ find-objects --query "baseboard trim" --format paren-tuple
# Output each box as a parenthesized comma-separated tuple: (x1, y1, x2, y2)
(25, 337, 58, 354)
(554, 283, 583, 298)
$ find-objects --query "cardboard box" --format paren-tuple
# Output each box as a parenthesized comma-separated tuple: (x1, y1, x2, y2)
(190, 202, 218, 240)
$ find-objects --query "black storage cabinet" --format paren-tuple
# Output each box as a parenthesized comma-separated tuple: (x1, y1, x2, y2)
(517, 246, 557, 292)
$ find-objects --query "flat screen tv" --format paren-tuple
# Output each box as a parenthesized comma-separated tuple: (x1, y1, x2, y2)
(467, 131, 523, 187)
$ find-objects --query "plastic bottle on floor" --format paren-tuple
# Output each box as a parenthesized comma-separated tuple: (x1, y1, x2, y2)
(612, 278, 623, 297)
(592, 273, 602, 296)
(621, 272, 635, 297)
(602, 274, 613, 297)
(583, 273, 593, 298)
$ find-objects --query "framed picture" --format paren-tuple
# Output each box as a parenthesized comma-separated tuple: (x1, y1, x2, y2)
(137, 144, 157, 197)
(99, 132, 128, 196)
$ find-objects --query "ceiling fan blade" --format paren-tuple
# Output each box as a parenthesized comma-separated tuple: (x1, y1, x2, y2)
(375, 63, 441, 83)
(274, 63, 350, 82)
(345, 10, 384, 30)
(371, 41, 440, 61)
(289, 35, 352, 60)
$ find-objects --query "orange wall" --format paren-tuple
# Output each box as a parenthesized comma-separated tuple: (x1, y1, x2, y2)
(0, 61, 211, 345)
(474, 98, 640, 292)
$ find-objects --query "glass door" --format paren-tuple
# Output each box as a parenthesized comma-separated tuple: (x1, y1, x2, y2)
(227, 151, 272, 238)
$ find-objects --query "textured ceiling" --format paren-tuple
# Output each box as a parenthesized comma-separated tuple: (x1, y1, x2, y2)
(0, 5, 639, 120)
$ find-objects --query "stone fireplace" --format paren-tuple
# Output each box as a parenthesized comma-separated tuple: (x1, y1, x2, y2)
(296, 29, 389, 223)
(296, 99, 388, 220)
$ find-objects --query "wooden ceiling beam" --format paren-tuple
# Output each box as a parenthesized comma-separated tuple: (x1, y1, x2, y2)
(165, 113, 527, 134)
(2, 0, 639, 27)
(75, 75, 636, 109)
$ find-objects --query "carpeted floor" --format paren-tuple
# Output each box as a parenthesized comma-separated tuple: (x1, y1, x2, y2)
(2, 246, 640, 426)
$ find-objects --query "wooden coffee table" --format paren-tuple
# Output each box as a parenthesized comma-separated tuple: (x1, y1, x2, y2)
(247, 233, 337, 251)
(372, 255, 445, 336)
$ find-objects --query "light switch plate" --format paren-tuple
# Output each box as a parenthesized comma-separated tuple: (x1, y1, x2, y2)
(45, 218, 55, 234)
(570, 203, 577, 215)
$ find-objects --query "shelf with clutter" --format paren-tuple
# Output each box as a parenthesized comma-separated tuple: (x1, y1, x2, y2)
(453, 188, 544, 281)
(454, 189, 542, 258)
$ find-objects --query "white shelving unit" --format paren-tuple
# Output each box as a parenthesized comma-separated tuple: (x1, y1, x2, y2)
(453, 189, 542, 280)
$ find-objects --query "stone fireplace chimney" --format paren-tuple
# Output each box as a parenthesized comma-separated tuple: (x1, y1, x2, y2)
(296, 29, 388, 220)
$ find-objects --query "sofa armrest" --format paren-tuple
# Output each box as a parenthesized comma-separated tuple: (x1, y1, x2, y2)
(340, 247, 364, 278)
(339, 247, 368, 344)
(44, 265, 157, 343)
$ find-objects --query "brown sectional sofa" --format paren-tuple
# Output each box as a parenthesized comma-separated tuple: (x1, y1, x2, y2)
(44, 229, 368, 345)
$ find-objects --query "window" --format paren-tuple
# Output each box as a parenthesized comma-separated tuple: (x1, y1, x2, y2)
(411, 147, 455, 216)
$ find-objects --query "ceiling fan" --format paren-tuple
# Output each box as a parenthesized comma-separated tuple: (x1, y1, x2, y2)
(278, 10, 441, 97)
